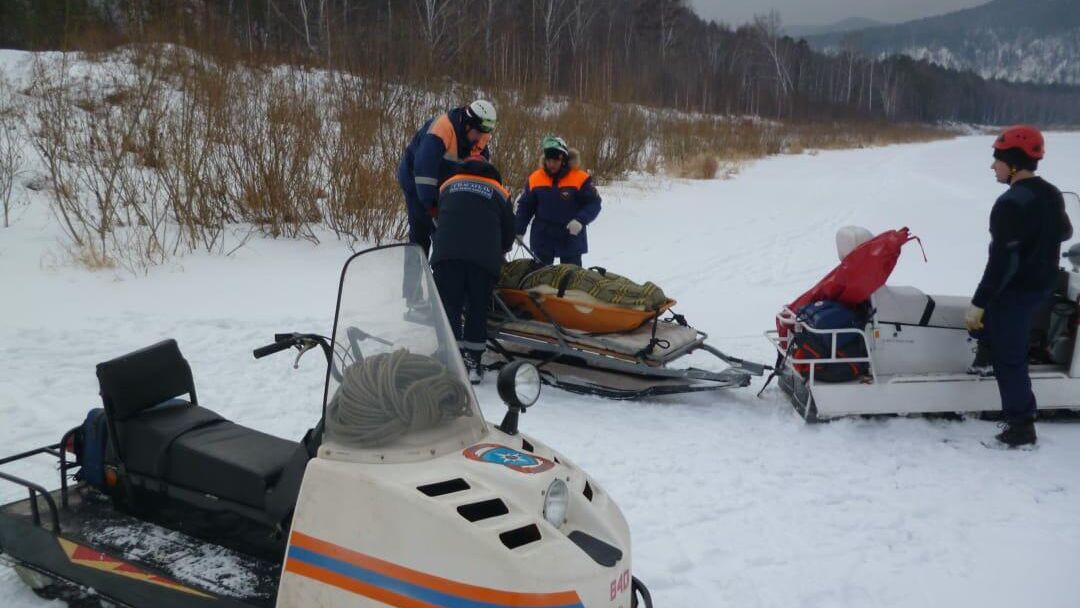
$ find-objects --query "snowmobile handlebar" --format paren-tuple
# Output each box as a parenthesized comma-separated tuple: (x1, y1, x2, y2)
(253, 340, 294, 359)
(252, 333, 335, 366)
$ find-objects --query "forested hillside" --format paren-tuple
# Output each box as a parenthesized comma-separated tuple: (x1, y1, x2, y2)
(3, 0, 1080, 124)
(808, 0, 1080, 86)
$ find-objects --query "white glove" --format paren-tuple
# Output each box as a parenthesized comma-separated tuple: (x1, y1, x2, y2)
(567, 219, 583, 236)
(964, 305, 984, 332)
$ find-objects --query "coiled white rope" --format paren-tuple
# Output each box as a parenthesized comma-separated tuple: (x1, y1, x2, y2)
(325, 349, 470, 447)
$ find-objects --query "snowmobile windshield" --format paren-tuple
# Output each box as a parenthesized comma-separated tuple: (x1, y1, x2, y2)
(320, 245, 486, 464)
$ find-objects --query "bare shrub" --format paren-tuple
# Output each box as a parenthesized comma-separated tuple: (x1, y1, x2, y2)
(29, 48, 174, 271)
(317, 77, 419, 246)
(217, 68, 322, 241)
(0, 79, 27, 227)
(28, 57, 86, 247)
(20, 43, 957, 272)
(154, 52, 236, 255)
(486, 95, 550, 191)
(491, 97, 646, 191)
(560, 102, 645, 182)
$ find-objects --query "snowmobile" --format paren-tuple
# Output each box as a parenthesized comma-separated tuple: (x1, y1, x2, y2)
(765, 193, 1080, 421)
(486, 242, 769, 399)
(0, 244, 654, 608)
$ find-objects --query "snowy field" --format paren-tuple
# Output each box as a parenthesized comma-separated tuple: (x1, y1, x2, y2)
(2, 133, 1080, 607)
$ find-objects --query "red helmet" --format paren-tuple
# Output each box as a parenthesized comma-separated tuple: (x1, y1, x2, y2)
(993, 124, 1044, 160)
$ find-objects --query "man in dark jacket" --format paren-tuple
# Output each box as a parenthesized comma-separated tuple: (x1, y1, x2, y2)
(965, 125, 1073, 448)
(430, 158, 515, 384)
(397, 100, 496, 306)
(515, 135, 601, 266)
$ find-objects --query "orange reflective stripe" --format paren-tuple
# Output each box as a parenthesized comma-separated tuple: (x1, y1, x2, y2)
(286, 532, 583, 606)
(562, 168, 590, 190)
(527, 169, 553, 190)
(427, 114, 458, 160)
(440, 174, 510, 199)
(527, 168, 589, 191)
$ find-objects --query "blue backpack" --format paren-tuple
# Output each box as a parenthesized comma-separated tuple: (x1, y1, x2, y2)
(792, 300, 869, 382)
(75, 408, 110, 490)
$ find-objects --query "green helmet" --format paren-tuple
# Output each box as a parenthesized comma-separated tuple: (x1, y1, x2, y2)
(541, 135, 569, 156)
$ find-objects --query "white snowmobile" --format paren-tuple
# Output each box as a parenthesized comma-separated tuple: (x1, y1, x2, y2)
(0, 244, 653, 607)
(765, 193, 1080, 422)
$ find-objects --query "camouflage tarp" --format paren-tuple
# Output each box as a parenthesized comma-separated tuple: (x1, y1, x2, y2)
(499, 259, 667, 310)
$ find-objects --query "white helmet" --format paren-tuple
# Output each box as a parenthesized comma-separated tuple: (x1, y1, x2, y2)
(835, 225, 874, 261)
(464, 99, 497, 133)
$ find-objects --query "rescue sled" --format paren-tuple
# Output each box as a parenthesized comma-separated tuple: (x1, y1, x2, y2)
(765, 196, 1080, 421)
(487, 249, 768, 399)
(0, 244, 654, 608)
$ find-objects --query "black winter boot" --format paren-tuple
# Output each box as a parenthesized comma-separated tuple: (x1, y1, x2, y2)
(463, 349, 485, 385)
(992, 420, 1037, 448)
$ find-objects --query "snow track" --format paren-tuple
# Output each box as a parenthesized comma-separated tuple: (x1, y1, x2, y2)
(3, 135, 1080, 607)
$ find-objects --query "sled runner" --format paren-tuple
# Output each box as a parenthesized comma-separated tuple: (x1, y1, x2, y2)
(487, 253, 768, 399)
(765, 201, 1080, 421)
(0, 244, 654, 608)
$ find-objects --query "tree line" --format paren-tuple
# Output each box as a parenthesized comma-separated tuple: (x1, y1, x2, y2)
(3, 0, 1079, 125)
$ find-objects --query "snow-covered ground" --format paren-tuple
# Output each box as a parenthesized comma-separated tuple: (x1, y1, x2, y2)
(3, 133, 1080, 607)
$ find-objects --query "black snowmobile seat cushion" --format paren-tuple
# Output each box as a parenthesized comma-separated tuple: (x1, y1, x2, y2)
(120, 400, 224, 478)
(168, 422, 299, 510)
(97, 339, 196, 421)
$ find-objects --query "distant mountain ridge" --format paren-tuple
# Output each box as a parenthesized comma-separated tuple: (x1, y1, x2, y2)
(804, 0, 1080, 85)
(784, 18, 886, 39)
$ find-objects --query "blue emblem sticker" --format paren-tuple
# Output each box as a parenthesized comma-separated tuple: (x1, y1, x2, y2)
(463, 443, 556, 474)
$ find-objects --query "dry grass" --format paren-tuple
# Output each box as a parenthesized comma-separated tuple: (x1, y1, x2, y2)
(671, 153, 720, 179)
(488, 96, 646, 191)
(66, 241, 117, 270)
(19, 44, 957, 271)
(656, 116, 955, 178)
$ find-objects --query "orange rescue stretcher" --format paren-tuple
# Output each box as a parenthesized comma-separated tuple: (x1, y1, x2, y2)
(497, 288, 677, 334)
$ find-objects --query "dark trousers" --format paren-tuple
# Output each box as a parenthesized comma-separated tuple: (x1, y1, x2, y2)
(432, 260, 494, 352)
(402, 190, 434, 304)
(535, 251, 582, 266)
(407, 210, 434, 256)
(984, 289, 1050, 422)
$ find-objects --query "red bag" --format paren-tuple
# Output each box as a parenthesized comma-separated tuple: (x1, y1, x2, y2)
(778, 228, 923, 338)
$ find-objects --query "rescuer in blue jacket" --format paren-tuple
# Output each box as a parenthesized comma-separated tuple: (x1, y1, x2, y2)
(964, 125, 1073, 448)
(514, 135, 602, 266)
(430, 158, 515, 384)
(397, 100, 496, 305)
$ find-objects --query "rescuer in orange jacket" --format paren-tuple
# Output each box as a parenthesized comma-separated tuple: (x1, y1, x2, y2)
(514, 135, 602, 266)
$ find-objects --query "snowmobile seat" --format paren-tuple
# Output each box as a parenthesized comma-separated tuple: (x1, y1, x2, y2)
(167, 421, 297, 510)
(97, 339, 300, 516)
(871, 286, 968, 329)
(118, 399, 224, 478)
(97, 339, 220, 473)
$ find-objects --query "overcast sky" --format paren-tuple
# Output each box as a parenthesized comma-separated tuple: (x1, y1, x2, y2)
(688, 0, 988, 27)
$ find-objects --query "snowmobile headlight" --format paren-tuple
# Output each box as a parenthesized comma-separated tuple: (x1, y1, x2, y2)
(543, 478, 570, 526)
(498, 360, 541, 410)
